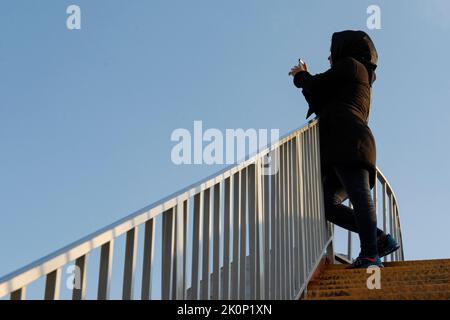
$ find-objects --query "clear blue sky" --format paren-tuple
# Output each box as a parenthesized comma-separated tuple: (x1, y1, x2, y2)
(1, 0, 450, 298)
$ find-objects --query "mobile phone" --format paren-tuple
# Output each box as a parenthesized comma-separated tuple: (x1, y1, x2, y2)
(298, 58, 305, 66)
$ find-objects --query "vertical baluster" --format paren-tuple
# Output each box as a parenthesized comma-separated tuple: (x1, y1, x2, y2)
(290, 139, 297, 292)
(312, 127, 319, 259)
(290, 139, 297, 297)
(123, 227, 138, 300)
(97, 241, 114, 300)
(212, 183, 221, 300)
(263, 156, 271, 299)
(313, 128, 321, 259)
(291, 137, 300, 293)
(393, 201, 399, 261)
(286, 140, 293, 299)
(231, 171, 240, 299)
(72, 254, 88, 300)
(279, 143, 286, 299)
(382, 183, 387, 263)
(239, 167, 247, 299)
(191, 193, 202, 299)
(175, 201, 186, 300)
(254, 159, 261, 300)
(348, 201, 354, 260)
(45, 268, 62, 300)
(284, 142, 290, 299)
(311, 127, 321, 258)
(299, 132, 307, 275)
(222, 177, 231, 300)
(284, 141, 290, 299)
(316, 125, 327, 248)
(373, 172, 378, 223)
(397, 202, 401, 261)
(183, 200, 188, 295)
(388, 192, 394, 261)
(270, 158, 277, 299)
(201, 188, 212, 300)
(10, 287, 26, 300)
(248, 164, 257, 299)
(256, 156, 267, 300)
(297, 133, 307, 287)
(275, 147, 282, 300)
(304, 130, 313, 272)
(141, 219, 156, 300)
(162, 208, 175, 300)
(319, 125, 329, 251)
(172, 211, 177, 299)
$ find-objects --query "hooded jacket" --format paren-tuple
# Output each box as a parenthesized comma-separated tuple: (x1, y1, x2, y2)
(293, 30, 378, 189)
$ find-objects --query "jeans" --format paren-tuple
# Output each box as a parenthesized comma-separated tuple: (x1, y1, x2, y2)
(322, 164, 384, 257)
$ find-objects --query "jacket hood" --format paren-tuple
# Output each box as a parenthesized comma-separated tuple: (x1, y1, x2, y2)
(331, 30, 378, 85)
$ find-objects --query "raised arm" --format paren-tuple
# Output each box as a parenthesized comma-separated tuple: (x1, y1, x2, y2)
(292, 57, 356, 118)
(294, 57, 355, 93)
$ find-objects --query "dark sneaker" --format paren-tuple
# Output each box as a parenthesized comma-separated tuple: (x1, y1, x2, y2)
(377, 233, 400, 258)
(346, 255, 384, 269)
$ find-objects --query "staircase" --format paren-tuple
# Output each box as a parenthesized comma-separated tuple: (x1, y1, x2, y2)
(306, 259, 450, 300)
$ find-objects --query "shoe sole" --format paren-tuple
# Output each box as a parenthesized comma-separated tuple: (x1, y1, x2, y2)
(379, 244, 401, 258)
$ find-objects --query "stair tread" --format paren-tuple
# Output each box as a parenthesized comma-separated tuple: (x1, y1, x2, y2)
(318, 266, 450, 276)
(308, 283, 450, 294)
(328, 259, 450, 269)
(304, 259, 450, 300)
(309, 280, 450, 290)
(307, 291, 450, 300)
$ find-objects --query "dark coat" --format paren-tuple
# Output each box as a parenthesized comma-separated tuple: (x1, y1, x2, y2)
(293, 30, 378, 189)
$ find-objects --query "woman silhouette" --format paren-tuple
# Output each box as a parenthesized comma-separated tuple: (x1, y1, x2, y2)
(289, 30, 400, 269)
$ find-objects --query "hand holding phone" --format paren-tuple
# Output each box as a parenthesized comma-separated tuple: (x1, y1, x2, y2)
(288, 58, 308, 76)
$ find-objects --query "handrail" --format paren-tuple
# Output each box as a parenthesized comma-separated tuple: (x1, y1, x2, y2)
(0, 117, 403, 300)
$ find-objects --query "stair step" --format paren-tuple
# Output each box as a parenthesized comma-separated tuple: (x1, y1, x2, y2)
(308, 285, 450, 297)
(314, 274, 450, 285)
(308, 281, 450, 291)
(317, 266, 450, 277)
(327, 259, 450, 270)
(308, 279, 450, 291)
(307, 291, 450, 300)
(305, 259, 450, 300)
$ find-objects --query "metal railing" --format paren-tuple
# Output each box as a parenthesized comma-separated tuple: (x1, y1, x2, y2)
(0, 117, 403, 300)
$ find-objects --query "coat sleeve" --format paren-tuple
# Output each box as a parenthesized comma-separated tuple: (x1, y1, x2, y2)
(302, 89, 321, 119)
(293, 58, 356, 117)
(293, 57, 355, 92)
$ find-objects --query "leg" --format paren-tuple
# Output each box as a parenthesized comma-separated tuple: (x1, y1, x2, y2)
(333, 164, 378, 257)
(322, 169, 359, 233)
